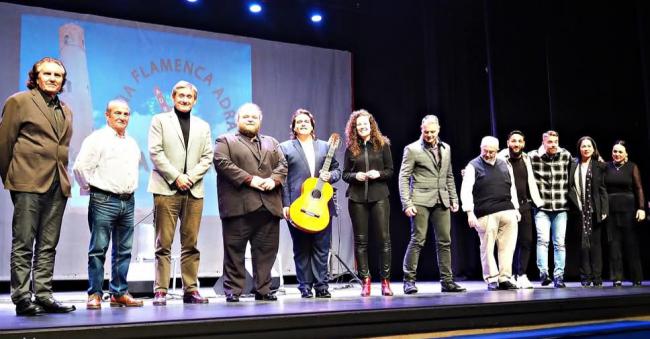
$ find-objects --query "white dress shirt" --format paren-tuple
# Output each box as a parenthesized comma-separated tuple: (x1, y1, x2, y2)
(73, 126, 141, 194)
(299, 138, 317, 177)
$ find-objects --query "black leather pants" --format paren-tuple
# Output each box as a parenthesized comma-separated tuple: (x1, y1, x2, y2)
(349, 198, 391, 279)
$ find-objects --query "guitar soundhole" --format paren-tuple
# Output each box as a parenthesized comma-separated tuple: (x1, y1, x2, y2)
(311, 190, 322, 199)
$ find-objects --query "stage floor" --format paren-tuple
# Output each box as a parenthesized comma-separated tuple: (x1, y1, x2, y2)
(1, 280, 650, 338)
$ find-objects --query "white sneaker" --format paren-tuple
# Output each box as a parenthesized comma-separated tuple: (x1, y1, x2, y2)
(516, 274, 534, 289)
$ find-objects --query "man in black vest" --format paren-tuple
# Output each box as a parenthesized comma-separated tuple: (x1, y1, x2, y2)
(460, 136, 520, 290)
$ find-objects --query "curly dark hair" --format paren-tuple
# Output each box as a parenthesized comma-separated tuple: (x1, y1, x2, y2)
(289, 108, 316, 139)
(345, 109, 389, 157)
(26, 57, 67, 93)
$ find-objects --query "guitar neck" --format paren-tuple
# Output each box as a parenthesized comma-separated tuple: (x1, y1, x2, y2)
(314, 142, 337, 189)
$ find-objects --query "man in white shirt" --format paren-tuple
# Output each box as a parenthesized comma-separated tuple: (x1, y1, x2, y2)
(460, 136, 520, 291)
(279, 109, 340, 299)
(73, 99, 143, 309)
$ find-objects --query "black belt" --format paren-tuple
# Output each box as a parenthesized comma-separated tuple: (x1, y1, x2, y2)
(519, 199, 532, 205)
(90, 186, 133, 201)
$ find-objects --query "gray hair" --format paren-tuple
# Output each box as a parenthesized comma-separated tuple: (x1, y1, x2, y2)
(421, 114, 439, 127)
(480, 136, 499, 148)
(171, 80, 198, 100)
(105, 99, 130, 113)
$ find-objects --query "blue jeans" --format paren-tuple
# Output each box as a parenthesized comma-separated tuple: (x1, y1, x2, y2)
(535, 210, 567, 279)
(87, 192, 135, 296)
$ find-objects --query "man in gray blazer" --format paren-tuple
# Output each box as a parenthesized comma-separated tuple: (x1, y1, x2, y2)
(148, 80, 213, 306)
(0, 57, 76, 315)
(399, 115, 465, 294)
(214, 103, 287, 302)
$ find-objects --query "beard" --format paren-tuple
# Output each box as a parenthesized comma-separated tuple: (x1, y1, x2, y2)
(239, 125, 260, 137)
(509, 147, 523, 158)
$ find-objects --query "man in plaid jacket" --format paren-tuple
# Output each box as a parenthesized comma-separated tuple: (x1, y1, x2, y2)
(528, 130, 572, 288)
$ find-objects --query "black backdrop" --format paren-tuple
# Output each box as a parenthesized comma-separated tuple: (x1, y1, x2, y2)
(3, 0, 650, 282)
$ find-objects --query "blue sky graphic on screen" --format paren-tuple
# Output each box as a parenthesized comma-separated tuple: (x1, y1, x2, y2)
(20, 14, 252, 215)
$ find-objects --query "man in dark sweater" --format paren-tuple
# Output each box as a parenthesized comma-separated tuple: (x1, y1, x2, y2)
(461, 136, 520, 290)
(497, 131, 543, 289)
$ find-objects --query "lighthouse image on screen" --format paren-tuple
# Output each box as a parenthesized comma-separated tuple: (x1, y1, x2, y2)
(19, 14, 252, 216)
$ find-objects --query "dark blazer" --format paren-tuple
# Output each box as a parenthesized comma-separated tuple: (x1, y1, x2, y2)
(568, 159, 608, 223)
(279, 139, 341, 214)
(0, 88, 73, 196)
(342, 140, 393, 202)
(214, 132, 288, 218)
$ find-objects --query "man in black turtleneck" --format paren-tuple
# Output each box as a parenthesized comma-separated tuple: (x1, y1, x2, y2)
(148, 80, 213, 306)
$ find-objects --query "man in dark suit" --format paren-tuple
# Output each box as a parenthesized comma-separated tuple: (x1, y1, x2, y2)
(279, 109, 341, 298)
(399, 115, 465, 294)
(0, 57, 76, 315)
(214, 102, 287, 302)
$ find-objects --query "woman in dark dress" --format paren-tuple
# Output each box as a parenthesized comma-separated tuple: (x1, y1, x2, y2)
(604, 140, 646, 287)
(342, 109, 393, 297)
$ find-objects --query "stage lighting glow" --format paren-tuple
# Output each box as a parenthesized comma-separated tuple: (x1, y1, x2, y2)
(186, 0, 198, 3)
(311, 13, 322, 23)
(249, 3, 262, 13)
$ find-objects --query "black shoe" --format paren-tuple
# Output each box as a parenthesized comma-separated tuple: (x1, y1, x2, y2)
(487, 282, 499, 291)
(225, 294, 240, 302)
(34, 297, 76, 313)
(633, 281, 642, 287)
(403, 281, 418, 295)
(540, 272, 552, 286)
(254, 292, 277, 301)
(613, 280, 623, 287)
(315, 290, 331, 298)
(553, 277, 566, 288)
(498, 281, 518, 290)
(15, 299, 45, 316)
(300, 289, 313, 298)
(593, 281, 603, 288)
(581, 280, 592, 287)
(441, 281, 466, 293)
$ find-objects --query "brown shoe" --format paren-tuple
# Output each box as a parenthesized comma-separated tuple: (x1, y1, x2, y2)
(86, 294, 102, 310)
(153, 291, 167, 306)
(183, 290, 208, 304)
(110, 293, 144, 307)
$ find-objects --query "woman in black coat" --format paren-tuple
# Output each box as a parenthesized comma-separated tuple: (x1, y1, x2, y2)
(568, 136, 608, 287)
(342, 109, 393, 297)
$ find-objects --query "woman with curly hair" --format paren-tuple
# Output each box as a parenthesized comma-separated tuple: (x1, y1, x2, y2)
(342, 109, 393, 297)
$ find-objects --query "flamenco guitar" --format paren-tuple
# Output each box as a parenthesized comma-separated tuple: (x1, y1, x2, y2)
(289, 133, 340, 233)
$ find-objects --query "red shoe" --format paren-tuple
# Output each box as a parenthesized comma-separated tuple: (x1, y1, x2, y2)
(381, 279, 394, 296)
(361, 277, 371, 297)
(183, 290, 209, 304)
(153, 291, 167, 306)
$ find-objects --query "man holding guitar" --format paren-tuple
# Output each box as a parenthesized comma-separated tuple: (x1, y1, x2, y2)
(279, 109, 341, 298)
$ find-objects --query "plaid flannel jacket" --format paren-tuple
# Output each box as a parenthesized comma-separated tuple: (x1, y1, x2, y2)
(528, 146, 572, 211)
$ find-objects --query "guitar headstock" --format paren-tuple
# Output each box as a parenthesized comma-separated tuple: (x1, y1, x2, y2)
(328, 133, 341, 150)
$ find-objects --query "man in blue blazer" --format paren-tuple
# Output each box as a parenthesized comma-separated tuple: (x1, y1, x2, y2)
(279, 109, 341, 298)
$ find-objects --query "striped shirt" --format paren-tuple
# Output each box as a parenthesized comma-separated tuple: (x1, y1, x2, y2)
(528, 146, 572, 211)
